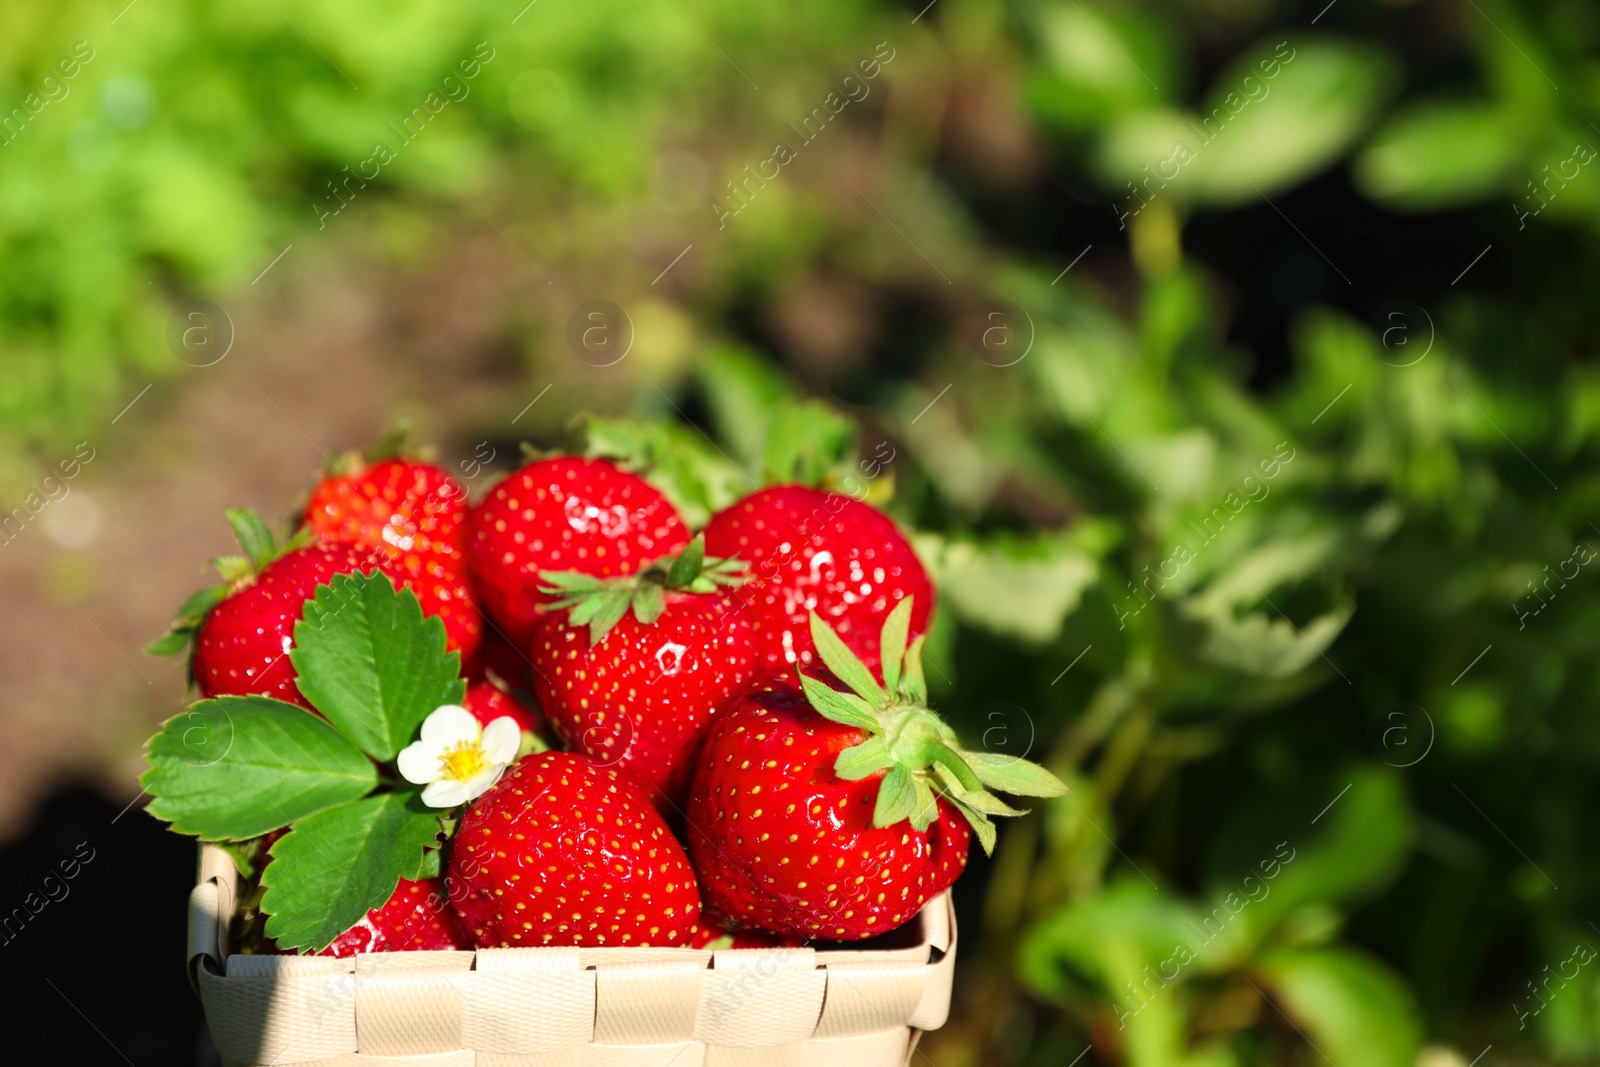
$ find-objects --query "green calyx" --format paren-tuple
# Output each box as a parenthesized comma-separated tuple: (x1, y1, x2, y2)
(799, 598, 1069, 855)
(145, 507, 308, 658)
(538, 535, 746, 644)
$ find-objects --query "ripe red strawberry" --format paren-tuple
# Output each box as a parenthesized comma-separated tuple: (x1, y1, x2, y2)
(449, 751, 702, 947)
(463, 679, 542, 735)
(532, 539, 756, 810)
(151, 509, 479, 706)
(702, 486, 932, 677)
(315, 877, 472, 957)
(304, 456, 467, 560)
(686, 603, 1066, 941)
(305, 457, 482, 659)
(464, 457, 690, 645)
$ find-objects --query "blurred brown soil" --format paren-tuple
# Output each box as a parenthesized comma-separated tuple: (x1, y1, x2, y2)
(0, 231, 548, 838)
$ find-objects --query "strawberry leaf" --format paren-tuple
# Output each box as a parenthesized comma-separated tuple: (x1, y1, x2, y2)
(910, 775, 939, 832)
(260, 792, 443, 953)
(760, 399, 856, 487)
(874, 765, 917, 827)
(146, 584, 231, 657)
(963, 750, 1070, 797)
(666, 536, 706, 588)
(226, 507, 277, 569)
(582, 589, 633, 643)
(903, 635, 928, 703)
(808, 611, 885, 704)
(834, 736, 894, 780)
(144, 630, 193, 657)
(925, 741, 983, 793)
(290, 572, 464, 761)
(945, 793, 998, 854)
(799, 673, 880, 732)
(880, 596, 913, 695)
(141, 696, 376, 840)
(630, 584, 666, 627)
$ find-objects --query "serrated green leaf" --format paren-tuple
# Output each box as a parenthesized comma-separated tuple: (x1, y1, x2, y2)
(226, 507, 277, 568)
(880, 597, 913, 695)
(141, 696, 376, 840)
(261, 792, 443, 953)
(290, 572, 464, 761)
(834, 736, 894, 780)
(963, 750, 1070, 797)
(800, 673, 880, 732)
(666, 536, 705, 588)
(808, 611, 885, 702)
(630, 584, 666, 627)
(873, 765, 917, 827)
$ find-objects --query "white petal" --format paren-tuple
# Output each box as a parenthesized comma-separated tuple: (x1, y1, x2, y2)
(421, 778, 474, 808)
(480, 717, 521, 763)
(397, 740, 444, 785)
(420, 705, 480, 747)
(459, 763, 509, 803)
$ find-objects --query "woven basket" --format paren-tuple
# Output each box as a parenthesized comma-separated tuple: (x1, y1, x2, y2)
(188, 844, 957, 1066)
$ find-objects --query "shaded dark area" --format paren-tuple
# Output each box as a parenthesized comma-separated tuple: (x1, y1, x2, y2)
(0, 787, 206, 1066)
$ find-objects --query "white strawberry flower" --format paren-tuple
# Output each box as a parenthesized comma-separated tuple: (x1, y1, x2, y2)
(398, 705, 521, 808)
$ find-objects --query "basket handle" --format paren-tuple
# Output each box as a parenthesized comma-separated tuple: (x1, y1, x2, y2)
(187, 844, 236, 993)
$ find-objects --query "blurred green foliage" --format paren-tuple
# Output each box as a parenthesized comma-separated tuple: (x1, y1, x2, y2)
(6, 0, 1600, 1063)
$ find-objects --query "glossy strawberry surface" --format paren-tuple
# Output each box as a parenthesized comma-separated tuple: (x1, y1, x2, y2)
(532, 593, 757, 811)
(305, 458, 467, 561)
(448, 751, 702, 947)
(685, 684, 969, 941)
(306, 459, 481, 659)
(462, 679, 542, 735)
(465, 458, 690, 646)
(314, 877, 471, 957)
(702, 486, 932, 677)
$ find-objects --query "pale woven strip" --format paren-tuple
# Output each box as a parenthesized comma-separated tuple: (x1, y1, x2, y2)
(191, 845, 954, 1067)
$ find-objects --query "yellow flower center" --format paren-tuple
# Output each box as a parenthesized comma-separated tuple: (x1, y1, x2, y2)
(439, 740, 489, 782)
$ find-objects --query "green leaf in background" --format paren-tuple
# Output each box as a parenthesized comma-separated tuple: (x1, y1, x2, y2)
(225, 507, 278, 569)
(141, 696, 376, 840)
(1098, 39, 1397, 206)
(290, 572, 464, 761)
(1258, 948, 1423, 1067)
(1217, 768, 1415, 957)
(695, 346, 797, 469)
(578, 414, 751, 527)
(260, 791, 444, 953)
(914, 531, 1104, 644)
(1027, 3, 1174, 133)
(761, 399, 856, 487)
(1354, 101, 1526, 209)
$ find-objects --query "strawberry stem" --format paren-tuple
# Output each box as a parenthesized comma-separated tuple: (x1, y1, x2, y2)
(799, 598, 1069, 853)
